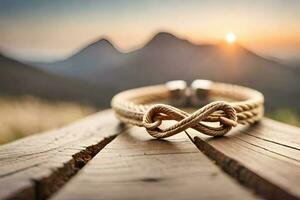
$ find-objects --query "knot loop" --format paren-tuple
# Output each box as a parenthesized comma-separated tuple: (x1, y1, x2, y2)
(142, 101, 237, 138)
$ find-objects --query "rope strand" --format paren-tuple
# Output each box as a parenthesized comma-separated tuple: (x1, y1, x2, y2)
(111, 81, 264, 138)
(142, 101, 237, 138)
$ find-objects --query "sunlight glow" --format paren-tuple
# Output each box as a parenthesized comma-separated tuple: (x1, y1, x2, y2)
(225, 32, 237, 44)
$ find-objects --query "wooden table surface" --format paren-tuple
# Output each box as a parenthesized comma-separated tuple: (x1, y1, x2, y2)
(0, 110, 299, 200)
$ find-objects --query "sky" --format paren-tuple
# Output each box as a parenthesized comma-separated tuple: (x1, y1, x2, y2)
(0, 0, 299, 62)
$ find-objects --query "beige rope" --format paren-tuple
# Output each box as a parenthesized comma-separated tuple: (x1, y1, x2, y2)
(111, 80, 264, 138)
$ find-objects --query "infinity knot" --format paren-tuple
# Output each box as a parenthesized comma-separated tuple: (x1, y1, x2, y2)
(142, 101, 237, 138)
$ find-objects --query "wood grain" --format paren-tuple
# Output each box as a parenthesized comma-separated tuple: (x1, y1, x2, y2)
(2, 109, 299, 200)
(51, 126, 258, 200)
(187, 119, 300, 200)
(0, 110, 124, 200)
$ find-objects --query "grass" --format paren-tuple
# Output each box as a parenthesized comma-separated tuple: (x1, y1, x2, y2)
(267, 108, 300, 127)
(0, 96, 96, 144)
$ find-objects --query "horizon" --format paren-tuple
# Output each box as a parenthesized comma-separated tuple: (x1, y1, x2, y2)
(0, 0, 300, 62)
(0, 31, 297, 64)
(1, 31, 263, 63)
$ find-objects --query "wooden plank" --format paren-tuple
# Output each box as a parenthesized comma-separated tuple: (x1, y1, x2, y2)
(2, 109, 299, 200)
(187, 118, 300, 200)
(0, 110, 124, 200)
(51, 126, 259, 200)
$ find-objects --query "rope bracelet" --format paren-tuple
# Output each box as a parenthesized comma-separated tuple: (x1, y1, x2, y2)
(111, 80, 264, 139)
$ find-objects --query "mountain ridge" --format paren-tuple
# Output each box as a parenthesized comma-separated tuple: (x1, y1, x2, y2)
(9, 32, 300, 111)
(34, 32, 291, 73)
(0, 53, 108, 106)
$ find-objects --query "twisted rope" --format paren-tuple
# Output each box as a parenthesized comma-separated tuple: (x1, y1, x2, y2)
(111, 82, 264, 138)
(142, 101, 237, 138)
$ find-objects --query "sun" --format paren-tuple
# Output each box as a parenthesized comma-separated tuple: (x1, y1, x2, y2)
(225, 32, 236, 44)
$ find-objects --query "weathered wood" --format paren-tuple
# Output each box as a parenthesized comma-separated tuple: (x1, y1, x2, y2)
(51, 126, 258, 200)
(187, 119, 300, 200)
(0, 110, 124, 200)
(1, 109, 299, 200)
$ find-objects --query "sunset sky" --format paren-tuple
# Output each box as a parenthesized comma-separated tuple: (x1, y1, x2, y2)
(0, 0, 299, 62)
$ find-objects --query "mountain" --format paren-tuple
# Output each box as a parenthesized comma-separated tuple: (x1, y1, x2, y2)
(35, 32, 300, 112)
(281, 59, 300, 73)
(37, 39, 123, 80)
(0, 53, 108, 106)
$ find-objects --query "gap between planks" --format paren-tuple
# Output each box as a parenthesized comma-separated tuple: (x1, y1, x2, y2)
(2, 110, 300, 200)
(0, 111, 125, 200)
(46, 116, 300, 200)
(186, 119, 300, 200)
(50, 126, 259, 200)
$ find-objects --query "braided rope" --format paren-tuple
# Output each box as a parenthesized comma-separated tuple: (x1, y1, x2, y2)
(111, 81, 264, 138)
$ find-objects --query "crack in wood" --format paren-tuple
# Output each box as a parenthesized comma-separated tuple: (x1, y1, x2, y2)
(187, 134, 299, 200)
(241, 131, 300, 152)
(2, 112, 300, 200)
(31, 135, 116, 200)
(234, 136, 300, 163)
(0, 111, 129, 200)
(0, 164, 40, 178)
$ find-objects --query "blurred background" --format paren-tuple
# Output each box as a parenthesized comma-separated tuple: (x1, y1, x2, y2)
(0, 0, 299, 144)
